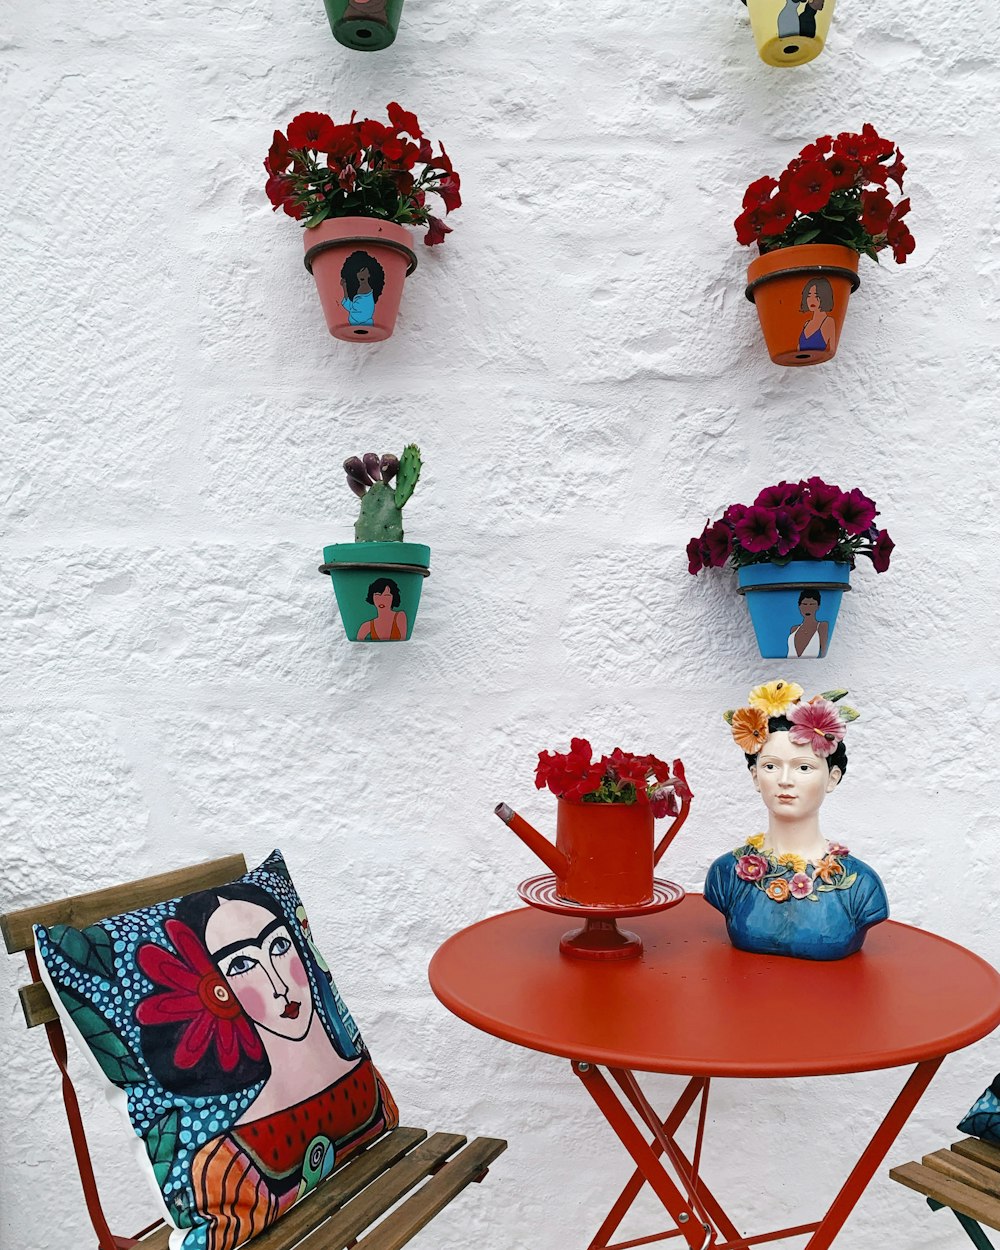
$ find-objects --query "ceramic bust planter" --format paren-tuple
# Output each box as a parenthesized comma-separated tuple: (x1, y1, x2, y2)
(323, 0, 404, 49)
(687, 477, 894, 659)
(264, 105, 461, 343)
(743, 0, 835, 66)
(320, 446, 430, 642)
(735, 126, 914, 367)
(704, 682, 888, 961)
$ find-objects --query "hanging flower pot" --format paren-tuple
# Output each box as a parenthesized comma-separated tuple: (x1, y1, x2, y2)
(738, 560, 851, 658)
(263, 104, 461, 343)
(743, 0, 835, 66)
(745, 244, 859, 365)
(322, 0, 405, 50)
(687, 476, 895, 659)
(735, 125, 914, 367)
(304, 218, 416, 342)
(319, 446, 430, 642)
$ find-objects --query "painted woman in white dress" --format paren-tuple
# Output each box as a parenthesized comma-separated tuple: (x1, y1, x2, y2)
(787, 589, 829, 658)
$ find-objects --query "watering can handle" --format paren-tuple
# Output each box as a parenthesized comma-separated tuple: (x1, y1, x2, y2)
(653, 793, 691, 866)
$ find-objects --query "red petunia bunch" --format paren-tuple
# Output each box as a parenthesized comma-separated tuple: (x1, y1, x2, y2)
(264, 103, 459, 246)
(687, 476, 894, 575)
(734, 125, 914, 264)
(535, 738, 691, 818)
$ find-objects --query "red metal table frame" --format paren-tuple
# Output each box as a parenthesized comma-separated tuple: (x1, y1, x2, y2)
(428, 896, 1000, 1250)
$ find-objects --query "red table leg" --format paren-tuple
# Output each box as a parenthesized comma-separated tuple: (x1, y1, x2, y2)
(575, 1057, 945, 1250)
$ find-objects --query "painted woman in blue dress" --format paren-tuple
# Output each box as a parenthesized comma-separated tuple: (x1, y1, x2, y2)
(704, 681, 888, 961)
(797, 277, 837, 356)
(340, 251, 385, 327)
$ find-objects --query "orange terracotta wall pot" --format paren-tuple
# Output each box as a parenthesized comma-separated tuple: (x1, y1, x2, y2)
(745, 243, 860, 366)
(554, 801, 655, 907)
(304, 217, 417, 342)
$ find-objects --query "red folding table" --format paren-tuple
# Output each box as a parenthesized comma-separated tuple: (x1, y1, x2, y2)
(429, 895, 1000, 1250)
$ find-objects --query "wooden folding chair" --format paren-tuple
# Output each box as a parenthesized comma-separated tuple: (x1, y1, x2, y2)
(891, 1138, 1000, 1250)
(2, 854, 506, 1250)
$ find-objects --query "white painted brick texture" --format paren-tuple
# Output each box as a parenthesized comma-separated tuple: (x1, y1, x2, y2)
(2, 0, 1000, 1247)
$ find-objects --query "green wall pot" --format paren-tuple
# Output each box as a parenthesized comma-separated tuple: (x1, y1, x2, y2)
(323, 0, 404, 49)
(737, 560, 851, 659)
(320, 541, 430, 642)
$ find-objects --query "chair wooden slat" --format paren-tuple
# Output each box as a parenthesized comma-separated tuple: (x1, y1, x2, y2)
(18, 981, 56, 1029)
(134, 1225, 171, 1248)
(295, 1133, 468, 1250)
(890, 1161, 1000, 1231)
(953, 1139, 1000, 1172)
(356, 1135, 508, 1250)
(248, 1128, 429, 1250)
(923, 1148, 1000, 1199)
(1, 855, 248, 954)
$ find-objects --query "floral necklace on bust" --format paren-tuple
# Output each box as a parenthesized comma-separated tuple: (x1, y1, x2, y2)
(732, 834, 856, 904)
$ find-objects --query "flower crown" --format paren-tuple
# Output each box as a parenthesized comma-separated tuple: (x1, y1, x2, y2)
(723, 681, 859, 758)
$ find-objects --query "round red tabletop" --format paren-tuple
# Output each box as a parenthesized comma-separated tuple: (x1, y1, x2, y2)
(428, 896, 1000, 1078)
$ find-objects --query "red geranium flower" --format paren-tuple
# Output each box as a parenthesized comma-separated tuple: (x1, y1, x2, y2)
(832, 488, 878, 535)
(783, 161, 834, 214)
(860, 188, 893, 235)
(287, 112, 336, 151)
(799, 515, 840, 559)
(734, 506, 779, 553)
(798, 135, 833, 162)
(755, 481, 802, 509)
(702, 520, 734, 567)
(425, 215, 452, 246)
(742, 176, 778, 210)
(888, 218, 915, 263)
(885, 150, 906, 189)
(437, 173, 462, 214)
(136, 920, 264, 1071)
(759, 194, 795, 237)
(686, 534, 704, 575)
(803, 478, 843, 517)
(387, 101, 422, 139)
(266, 130, 291, 175)
(734, 206, 771, 246)
(824, 153, 859, 191)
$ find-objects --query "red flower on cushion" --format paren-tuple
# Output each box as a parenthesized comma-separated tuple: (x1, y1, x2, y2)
(782, 161, 834, 215)
(287, 112, 336, 152)
(136, 920, 263, 1072)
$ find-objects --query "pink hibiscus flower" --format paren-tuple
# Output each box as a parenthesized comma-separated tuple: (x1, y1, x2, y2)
(787, 699, 846, 758)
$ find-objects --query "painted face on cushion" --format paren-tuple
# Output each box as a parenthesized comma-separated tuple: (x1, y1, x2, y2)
(751, 730, 841, 822)
(205, 900, 314, 1041)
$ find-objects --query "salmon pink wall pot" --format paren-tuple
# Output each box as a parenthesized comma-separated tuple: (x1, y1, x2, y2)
(554, 801, 656, 907)
(745, 243, 860, 366)
(304, 218, 417, 342)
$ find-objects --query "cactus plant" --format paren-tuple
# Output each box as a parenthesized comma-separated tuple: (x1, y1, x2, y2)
(344, 444, 422, 543)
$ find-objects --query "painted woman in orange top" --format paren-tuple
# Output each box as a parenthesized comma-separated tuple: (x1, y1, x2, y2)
(357, 576, 408, 641)
(136, 880, 398, 1249)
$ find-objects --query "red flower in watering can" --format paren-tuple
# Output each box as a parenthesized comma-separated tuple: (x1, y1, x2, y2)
(534, 740, 691, 816)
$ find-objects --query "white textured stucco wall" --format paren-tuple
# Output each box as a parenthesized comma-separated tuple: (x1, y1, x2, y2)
(3, 0, 1000, 1247)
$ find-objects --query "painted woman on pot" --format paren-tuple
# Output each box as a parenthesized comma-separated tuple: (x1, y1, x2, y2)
(136, 880, 397, 1248)
(798, 277, 837, 356)
(340, 251, 385, 327)
(357, 576, 407, 641)
(787, 588, 830, 657)
(704, 680, 888, 961)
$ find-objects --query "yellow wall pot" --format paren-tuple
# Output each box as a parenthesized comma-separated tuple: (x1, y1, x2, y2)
(746, 0, 835, 65)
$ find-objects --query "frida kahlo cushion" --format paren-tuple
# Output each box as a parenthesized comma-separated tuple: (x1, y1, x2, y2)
(34, 849, 398, 1250)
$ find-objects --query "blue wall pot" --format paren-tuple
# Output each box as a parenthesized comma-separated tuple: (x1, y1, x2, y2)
(319, 541, 430, 642)
(737, 560, 851, 659)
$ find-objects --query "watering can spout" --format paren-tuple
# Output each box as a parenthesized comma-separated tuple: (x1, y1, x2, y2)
(495, 802, 567, 877)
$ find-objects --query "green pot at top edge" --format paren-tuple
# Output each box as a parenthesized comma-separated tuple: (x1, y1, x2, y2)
(322, 0, 404, 50)
(321, 541, 430, 643)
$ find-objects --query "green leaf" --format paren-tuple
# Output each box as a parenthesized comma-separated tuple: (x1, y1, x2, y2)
(722, 709, 735, 725)
(48, 924, 116, 979)
(146, 1110, 181, 1187)
(819, 689, 849, 703)
(840, 872, 858, 889)
(303, 208, 331, 229)
(816, 884, 835, 892)
(793, 228, 822, 245)
(838, 705, 861, 722)
(56, 987, 146, 1086)
(806, 893, 819, 902)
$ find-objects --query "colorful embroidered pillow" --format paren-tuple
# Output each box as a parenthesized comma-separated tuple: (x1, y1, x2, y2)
(35, 849, 398, 1250)
(959, 1075, 1000, 1145)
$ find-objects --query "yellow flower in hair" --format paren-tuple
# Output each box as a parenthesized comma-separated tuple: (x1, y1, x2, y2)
(748, 680, 804, 718)
(777, 853, 808, 874)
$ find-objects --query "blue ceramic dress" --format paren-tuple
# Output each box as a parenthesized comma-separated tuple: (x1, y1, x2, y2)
(704, 840, 889, 961)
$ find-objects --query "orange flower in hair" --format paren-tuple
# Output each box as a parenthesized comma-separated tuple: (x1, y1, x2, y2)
(731, 706, 769, 755)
